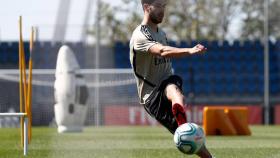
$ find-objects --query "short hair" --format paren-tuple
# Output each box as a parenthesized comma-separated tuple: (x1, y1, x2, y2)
(141, 0, 156, 6)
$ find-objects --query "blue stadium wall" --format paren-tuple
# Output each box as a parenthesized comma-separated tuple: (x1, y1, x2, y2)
(0, 41, 86, 69)
(2, 40, 278, 104)
(114, 41, 280, 105)
(1, 40, 280, 125)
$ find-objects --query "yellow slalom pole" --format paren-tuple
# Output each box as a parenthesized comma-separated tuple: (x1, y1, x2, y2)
(21, 34, 28, 123)
(19, 16, 24, 148)
(19, 18, 28, 135)
(27, 27, 34, 143)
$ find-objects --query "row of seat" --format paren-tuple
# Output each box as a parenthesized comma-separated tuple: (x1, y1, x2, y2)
(0, 42, 29, 63)
(0, 42, 85, 69)
(115, 40, 280, 50)
(181, 73, 280, 94)
(114, 42, 280, 66)
(114, 41, 280, 95)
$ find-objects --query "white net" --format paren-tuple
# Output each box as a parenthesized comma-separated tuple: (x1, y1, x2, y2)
(0, 69, 140, 126)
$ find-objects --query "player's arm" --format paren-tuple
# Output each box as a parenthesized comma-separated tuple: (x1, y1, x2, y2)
(148, 43, 207, 58)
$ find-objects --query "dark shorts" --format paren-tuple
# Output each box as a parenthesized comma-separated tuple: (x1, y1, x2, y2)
(143, 75, 183, 134)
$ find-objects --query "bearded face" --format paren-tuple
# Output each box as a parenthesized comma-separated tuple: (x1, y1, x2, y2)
(149, 9, 164, 24)
(147, 0, 166, 24)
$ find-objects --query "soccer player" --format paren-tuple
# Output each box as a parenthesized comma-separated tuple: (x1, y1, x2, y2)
(129, 0, 213, 157)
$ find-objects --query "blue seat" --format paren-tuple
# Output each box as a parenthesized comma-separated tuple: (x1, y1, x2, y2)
(114, 42, 123, 50)
(180, 41, 190, 48)
(252, 41, 262, 51)
(242, 40, 251, 48)
(232, 41, 240, 49)
(9, 42, 19, 63)
(168, 41, 177, 47)
(0, 43, 9, 63)
(208, 41, 221, 51)
(199, 40, 209, 48)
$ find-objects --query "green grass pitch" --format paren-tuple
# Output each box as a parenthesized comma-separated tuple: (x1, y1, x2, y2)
(0, 126, 280, 158)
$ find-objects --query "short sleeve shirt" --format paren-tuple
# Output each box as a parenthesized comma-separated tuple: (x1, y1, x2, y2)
(129, 25, 173, 104)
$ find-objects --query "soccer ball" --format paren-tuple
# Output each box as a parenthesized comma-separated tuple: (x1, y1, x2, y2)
(174, 123, 205, 155)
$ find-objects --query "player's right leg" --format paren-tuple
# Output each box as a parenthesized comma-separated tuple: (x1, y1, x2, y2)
(165, 82, 213, 158)
(165, 83, 187, 126)
(143, 75, 184, 134)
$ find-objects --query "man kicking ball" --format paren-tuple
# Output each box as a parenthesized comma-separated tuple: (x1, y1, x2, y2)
(129, 0, 213, 157)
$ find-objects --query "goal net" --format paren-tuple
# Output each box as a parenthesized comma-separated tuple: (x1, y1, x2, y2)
(0, 69, 149, 127)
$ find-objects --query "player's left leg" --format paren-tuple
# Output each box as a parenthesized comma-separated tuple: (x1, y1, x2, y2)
(196, 144, 213, 158)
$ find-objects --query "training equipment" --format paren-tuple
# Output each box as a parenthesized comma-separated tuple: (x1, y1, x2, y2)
(203, 106, 251, 135)
(174, 123, 205, 155)
(0, 68, 137, 127)
(0, 16, 34, 156)
(54, 45, 89, 133)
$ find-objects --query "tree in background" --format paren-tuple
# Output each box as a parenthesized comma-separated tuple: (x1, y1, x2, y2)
(87, 0, 142, 45)
(268, 0, 280, 41)
(162, 0, 240, 41)
(89, 0, 279, 45)
(239, 0, 280, 41)
(239, 0, 264, 41)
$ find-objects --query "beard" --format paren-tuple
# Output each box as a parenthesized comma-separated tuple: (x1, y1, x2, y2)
(150, 12, 164, 24)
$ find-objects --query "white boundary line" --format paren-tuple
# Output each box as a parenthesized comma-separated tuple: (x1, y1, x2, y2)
(0, 69, 133, 74)
(0, 69, 136, 87)
(0, 113, 26, 117)
(0, 113, 28, 156)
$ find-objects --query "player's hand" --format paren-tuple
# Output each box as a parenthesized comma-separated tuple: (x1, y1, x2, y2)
(189, 44, 207, 54)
